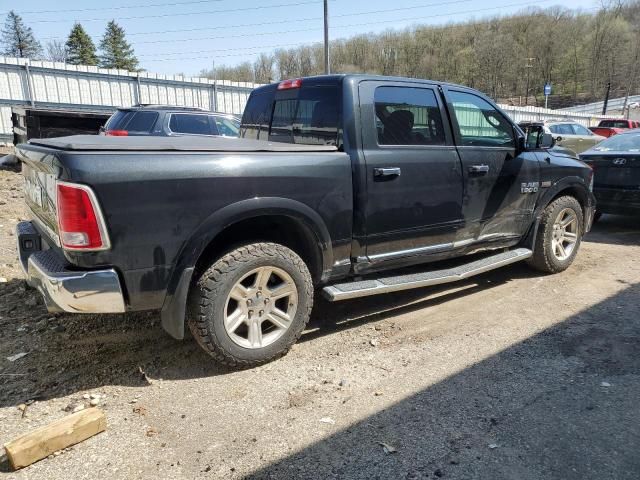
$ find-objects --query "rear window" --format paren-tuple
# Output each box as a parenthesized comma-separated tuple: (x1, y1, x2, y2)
(169, 113, 213, 135)
(241, 84, 341, 146)
(105, 110, 157, 133)
(105, 110, 134, 130)
(599, 120, 630, 128)
(594, 132, 640, 151)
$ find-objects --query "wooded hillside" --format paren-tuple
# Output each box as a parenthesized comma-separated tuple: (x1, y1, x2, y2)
(205, 1, 640, 107)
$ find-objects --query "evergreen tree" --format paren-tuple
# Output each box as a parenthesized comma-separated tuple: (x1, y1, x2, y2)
(99, 21, 138, 70)
(65, 23, 98, 66)
(1, 11, 42, 59)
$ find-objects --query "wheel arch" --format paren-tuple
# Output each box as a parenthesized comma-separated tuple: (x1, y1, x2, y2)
(160, 197, 333, 339)
(521, 177, 594, 250)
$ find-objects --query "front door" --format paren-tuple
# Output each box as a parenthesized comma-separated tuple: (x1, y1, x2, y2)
(359, 81, 464, 263)
(443, 88, 540, 243)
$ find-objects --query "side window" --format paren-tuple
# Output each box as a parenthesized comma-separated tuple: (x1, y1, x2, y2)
(169, 114, 213, 135)
(549, 125, 560, 134)
(448, 91, 514, 147)
(572, 124, 592, 136)
(374, 86, 445, 146)
(125, 111, 158, 133)
(213, 116, 240, 137)
(557, 124, 574, 135)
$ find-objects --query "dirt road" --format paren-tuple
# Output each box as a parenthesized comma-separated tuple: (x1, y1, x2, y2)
(1, 166, 639, 479)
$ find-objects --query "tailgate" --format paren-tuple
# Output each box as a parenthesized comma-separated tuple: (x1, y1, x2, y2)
(17, 145, 60, 245)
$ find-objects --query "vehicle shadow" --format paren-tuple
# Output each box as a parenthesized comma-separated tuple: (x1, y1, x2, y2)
(248, 283, 640, 480)
(584, 213, 640, 246)
(0, 265, 540, 408)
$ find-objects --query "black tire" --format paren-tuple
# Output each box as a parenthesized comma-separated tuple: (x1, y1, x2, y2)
(527, 195, 584, 274)
(187, 242, 313, 368)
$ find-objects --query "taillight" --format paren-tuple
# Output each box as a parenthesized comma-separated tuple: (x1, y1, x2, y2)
(56, 182, 110, 250)
(105, 129, 128, 136)
(277, 78, 302, 90)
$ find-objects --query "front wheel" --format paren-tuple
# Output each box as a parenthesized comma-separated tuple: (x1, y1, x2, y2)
(187, 242, 313, 368)
(527, 195, 584, 273)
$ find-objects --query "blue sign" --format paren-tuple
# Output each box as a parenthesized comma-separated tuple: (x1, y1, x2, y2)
(544, 83, 552, 96)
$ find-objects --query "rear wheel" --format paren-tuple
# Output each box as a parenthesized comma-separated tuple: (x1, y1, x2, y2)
(527, 195, 583, 273)
(187, 242, 313, 367)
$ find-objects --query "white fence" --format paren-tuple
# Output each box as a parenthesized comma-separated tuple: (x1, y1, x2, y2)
(0, 57, 260, 143)
(0, 56, 615, 144)
(498, 104, 612, 127)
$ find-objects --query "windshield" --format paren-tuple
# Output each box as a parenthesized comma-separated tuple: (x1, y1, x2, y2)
(593, 132, 640, 152)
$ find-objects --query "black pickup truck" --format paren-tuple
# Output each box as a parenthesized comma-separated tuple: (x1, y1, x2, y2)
(16, 75, 595, 367)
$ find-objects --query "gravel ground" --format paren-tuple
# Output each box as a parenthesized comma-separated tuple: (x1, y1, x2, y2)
(1, 166, 639, 479)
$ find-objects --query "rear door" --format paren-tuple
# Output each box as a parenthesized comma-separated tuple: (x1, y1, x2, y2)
(550, 123, 580, 152)
(359, 80, 464, 261)
(443, 88, 540, 242)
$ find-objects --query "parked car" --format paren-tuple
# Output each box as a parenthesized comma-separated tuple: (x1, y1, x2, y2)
(101, 104, 240, 137)
(16, 75, 595, 367)
(580, 129, 640, 221)
(544, 120, 606, 154)
(589, 119, 640, 138)
(518, 121, 577, 156)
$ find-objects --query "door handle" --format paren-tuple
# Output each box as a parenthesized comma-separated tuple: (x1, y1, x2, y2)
(374, 167, 401, 178)
(468, 164, 489, 174)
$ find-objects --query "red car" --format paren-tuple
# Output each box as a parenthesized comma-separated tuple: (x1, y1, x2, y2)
(589, 119, 640, 137)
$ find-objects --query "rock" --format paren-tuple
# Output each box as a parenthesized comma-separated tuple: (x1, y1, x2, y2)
(0, 277, 7, 283)
(488, 443, 499, 449)
(600, 381, 611, 387)
(370, 338, 379, 347)
(319, 417, 335, 425)
(378, 442, 397, 454)
(72, 404, 85, 413)
(89, 398, 100, 407)
(339, 379, 348, 387)
(53, 324, 66, 333)
(82, 394, 90, 400)
(7, 352, 28, 362)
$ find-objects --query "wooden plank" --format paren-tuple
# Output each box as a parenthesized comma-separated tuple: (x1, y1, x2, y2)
(3, 407, 106, 470)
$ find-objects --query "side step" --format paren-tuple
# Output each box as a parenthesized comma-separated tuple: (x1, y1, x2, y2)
(322, 248, 532, 301)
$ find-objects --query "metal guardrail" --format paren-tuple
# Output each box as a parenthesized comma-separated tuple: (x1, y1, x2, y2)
(0, 57, 260, 143)
(0, 56, 616, 144)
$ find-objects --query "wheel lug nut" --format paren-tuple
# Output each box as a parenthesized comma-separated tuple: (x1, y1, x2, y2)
(259, 310, 264, 316)
(247, 299, 253, 306)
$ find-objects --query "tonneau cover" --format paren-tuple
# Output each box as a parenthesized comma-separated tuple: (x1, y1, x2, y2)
(27, 135, 338, 152)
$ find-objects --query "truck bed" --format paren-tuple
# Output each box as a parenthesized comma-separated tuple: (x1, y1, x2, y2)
(28, 135, 339, 152)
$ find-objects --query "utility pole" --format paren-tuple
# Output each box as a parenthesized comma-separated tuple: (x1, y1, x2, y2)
(323, 0, 330, 74)
(524, 58, 534, 106)
(602, 82, 611, 115)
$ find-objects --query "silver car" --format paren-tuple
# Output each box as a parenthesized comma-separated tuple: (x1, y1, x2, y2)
(545, 121, 605, 154)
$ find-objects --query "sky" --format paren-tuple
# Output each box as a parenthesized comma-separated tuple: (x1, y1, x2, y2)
(3, 0, 594, 77)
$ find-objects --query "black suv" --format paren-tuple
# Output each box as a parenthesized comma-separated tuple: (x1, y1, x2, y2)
(101, 105, 240, 137)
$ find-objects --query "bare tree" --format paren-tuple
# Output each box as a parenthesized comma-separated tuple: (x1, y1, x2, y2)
(45, 40, 67, 63)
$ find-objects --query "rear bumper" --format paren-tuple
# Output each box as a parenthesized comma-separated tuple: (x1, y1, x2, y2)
(594, 188, 640, 214)
(17, 221, 126, 314)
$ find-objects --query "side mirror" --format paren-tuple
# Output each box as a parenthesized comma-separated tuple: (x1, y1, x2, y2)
(539, 133, 556, 149)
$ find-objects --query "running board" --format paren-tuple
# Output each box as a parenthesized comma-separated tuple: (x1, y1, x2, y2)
(322, 248, 532, 301)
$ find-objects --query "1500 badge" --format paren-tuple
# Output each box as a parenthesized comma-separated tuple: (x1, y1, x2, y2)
(521, 182, 539, 193)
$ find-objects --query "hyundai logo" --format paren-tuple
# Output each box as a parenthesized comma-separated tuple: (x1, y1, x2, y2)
(612, 158, 627, 166)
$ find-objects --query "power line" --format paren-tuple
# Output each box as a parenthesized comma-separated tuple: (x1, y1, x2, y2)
(3, 0, 225, 16)
(135, 0, 560, 51)
(25, 0, 326, 24)
(139, 0, 573, 63)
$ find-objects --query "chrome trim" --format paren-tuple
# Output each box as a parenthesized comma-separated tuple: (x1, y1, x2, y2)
(26, 253, 126, 314)
(56, 180, 112, 251)
(368, 242, 454, 261)
(323, 248, 533, 301)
